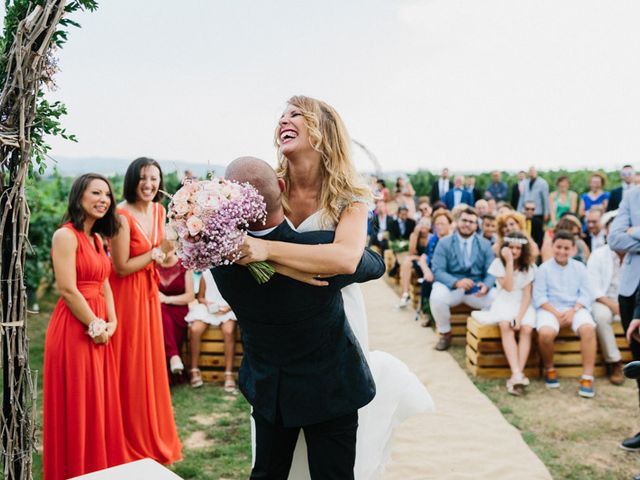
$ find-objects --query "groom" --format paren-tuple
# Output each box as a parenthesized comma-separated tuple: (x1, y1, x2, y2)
(212, 157, 383, 479)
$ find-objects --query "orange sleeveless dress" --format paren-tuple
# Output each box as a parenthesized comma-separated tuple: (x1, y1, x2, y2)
(43, 224, 130, 480)
(109, 203, 182, 464)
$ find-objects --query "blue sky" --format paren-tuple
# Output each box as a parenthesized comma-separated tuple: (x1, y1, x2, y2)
(40, 0, 640, 172)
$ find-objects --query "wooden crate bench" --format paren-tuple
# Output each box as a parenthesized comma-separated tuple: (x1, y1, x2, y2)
(182, 326, 243, 383)
(466, 316, 540, 379)
(426, 304, 472, 344)
(466, 316, 632, 379)
(553, 321, 631, 378)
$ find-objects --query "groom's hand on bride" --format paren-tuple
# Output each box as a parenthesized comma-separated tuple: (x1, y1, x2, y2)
(236, 236, 269, 265)
(272, 262, 330, 286)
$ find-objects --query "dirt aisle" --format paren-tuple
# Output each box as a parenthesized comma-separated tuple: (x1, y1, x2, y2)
(362, 278, 551, 480)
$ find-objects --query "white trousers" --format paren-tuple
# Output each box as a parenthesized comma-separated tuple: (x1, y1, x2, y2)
(591, 301, 621, 363)
(430, 282, 495, 334)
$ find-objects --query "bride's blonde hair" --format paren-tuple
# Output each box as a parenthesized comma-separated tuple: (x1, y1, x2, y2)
(275, 95, 372, 226)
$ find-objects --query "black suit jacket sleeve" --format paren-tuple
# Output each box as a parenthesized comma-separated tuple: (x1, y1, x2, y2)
(327, 247, 385, 290)
(608, 187, 623, 212)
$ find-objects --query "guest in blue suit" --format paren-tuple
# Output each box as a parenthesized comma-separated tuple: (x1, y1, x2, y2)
(443, 175, 474, 211)
(609, 186, 640, 450)
(430, 207, 496, 350)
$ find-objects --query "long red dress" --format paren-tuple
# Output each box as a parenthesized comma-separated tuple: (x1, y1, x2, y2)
(43, 224, 130, 480)
(158, 259, 189, 362)
(109, 203, 182, 464)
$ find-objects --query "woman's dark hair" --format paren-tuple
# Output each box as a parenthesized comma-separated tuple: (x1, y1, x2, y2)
(556, 175, 569, 186)
(123, 157, 164, 203)
(500, 231, 534, 271)
(62, 173, 120, 237)
(376, 179, 386, 188)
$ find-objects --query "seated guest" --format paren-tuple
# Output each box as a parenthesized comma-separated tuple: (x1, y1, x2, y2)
(416, 197, 432, 222)
(587, 211, 624, 385)
(430, 207, 496, 351)
(487, 197, 497, 216)
(185, 271, 238, 391)
(481, 214, 497, 245)
(496, 201, 515, 217)
(607, 165, 635, 211)
(534, 231, 597, 397)
(494, 210, 539, 258)
(369, 199, 390, 254)
(443, 175, 474, 210)
(465, 175, 483, 203)
(389, 205, 416, 241)
(541, 214, 590, 264)
(475, 199, 489, 225)
(585, 207, 606, 252)
(486, 170, 509, 202)
(472, 232, 536, 395)
(398, 218, 432, 308)
(157, 240, 195, 379)
(578, 172, 609, 217)
(523, 200, 544, 249)
(417, 210, 453, 326)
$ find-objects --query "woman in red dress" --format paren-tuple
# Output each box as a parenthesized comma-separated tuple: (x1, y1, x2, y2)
(157, 239, 194, 379)
(44, 173, 129, 479)
(110, 157, 182, 464)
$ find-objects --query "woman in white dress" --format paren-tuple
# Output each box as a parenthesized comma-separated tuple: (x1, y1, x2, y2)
(239, 95, 433, 479)
(471, 231, 536, 396)
(185, 270, 237, 392)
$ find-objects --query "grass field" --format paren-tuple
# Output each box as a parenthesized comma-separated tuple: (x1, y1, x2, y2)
(449, 345, 640, 480)
(28, 295, 252, 479)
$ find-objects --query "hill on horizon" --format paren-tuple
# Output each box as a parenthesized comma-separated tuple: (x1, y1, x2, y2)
(46, 156, 226, 177)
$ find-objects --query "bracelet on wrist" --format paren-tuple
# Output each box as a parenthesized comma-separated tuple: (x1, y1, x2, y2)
(151, 247, 165, 262)
(88, 318, 108, 338)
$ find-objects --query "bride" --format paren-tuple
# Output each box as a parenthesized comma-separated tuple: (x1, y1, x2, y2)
(239, 95, 433, 479)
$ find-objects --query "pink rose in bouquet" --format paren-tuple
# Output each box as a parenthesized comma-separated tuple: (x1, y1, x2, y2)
(167, 177, 275, 283)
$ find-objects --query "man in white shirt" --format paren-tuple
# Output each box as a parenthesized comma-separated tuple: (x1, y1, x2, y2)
(587, 211, 624, 385)
(430, 168, 453, 205)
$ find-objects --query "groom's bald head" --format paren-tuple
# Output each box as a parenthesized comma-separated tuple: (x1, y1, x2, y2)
(225, 156, 284, 225)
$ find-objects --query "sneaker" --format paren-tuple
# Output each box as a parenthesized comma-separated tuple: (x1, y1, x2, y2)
(544, 369, 560, 389)
(169, 355, 184, 374)
(398, 293, 411, 309)
(620, 432, 640, 452)
(578, 378, 595, 398)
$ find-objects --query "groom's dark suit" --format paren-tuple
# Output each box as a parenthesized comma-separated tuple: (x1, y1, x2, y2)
(212, 220, 384, 479)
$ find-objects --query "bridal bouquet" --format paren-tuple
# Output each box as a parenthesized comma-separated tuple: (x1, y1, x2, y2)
(166, 177, 275, 283)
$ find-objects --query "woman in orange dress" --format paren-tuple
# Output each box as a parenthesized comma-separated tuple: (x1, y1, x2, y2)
(110, 157, 182, 464)
(44, 173, 129, 479)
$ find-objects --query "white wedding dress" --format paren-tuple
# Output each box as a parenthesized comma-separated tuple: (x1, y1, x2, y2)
(282, 210, 435, 479)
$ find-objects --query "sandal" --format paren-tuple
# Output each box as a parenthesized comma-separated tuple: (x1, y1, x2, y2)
(190, 368, 203, 389)
(506, 375, 524, 396)
(224, 371, 236, 394)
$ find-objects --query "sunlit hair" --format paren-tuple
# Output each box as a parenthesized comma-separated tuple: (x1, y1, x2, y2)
(432, 208, 453, 225)
(496, 211, 526, 238)
(497, 231, 534, 271)
(555, 214, 582, 234)
(275, 95, 372, 226)
(62, 173, 120, 237)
